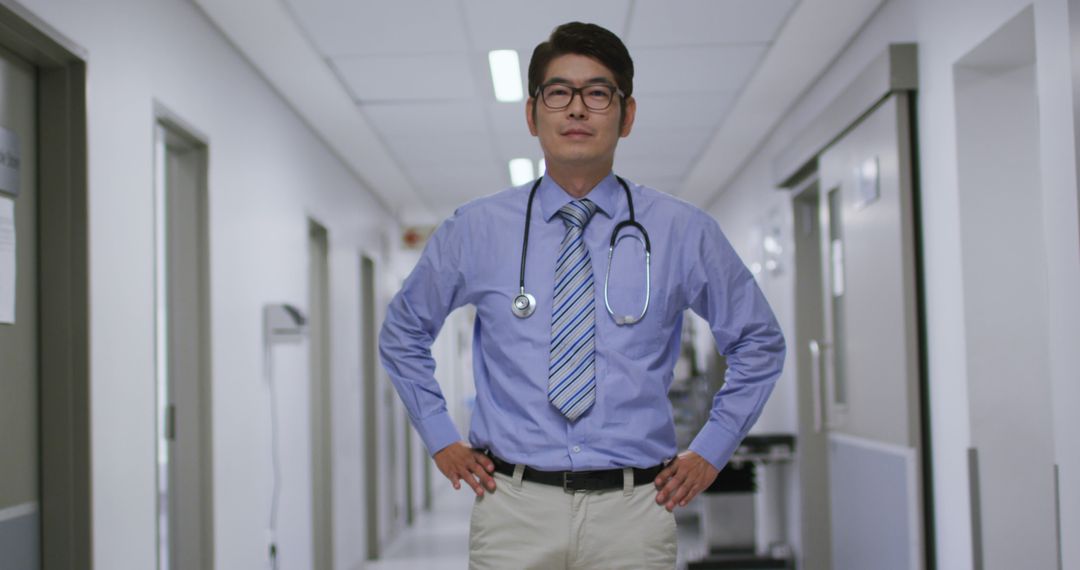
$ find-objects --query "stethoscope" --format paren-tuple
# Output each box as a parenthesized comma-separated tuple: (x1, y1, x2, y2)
(511, 175, 651, 325)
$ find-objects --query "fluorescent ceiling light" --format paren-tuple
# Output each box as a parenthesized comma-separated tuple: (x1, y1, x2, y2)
(509, 158, 534, 186)
(489, 50, 524, 102)
(537, 158, 546, 176)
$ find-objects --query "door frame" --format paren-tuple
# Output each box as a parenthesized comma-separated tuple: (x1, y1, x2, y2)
(0, 1, 91, 568)
(308, 219, 333, 570)
(153, 108, 214, 570)
(359, 254, 378, 559)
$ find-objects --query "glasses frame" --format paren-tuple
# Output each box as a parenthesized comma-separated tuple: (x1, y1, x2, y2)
(535, 82, 625, 111)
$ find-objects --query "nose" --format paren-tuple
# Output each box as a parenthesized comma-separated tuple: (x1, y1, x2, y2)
(566, 90, 588, 119)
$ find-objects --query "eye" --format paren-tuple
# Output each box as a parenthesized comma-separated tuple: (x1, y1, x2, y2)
(545, 85, 571, 97)
(586, 87, 611, 98)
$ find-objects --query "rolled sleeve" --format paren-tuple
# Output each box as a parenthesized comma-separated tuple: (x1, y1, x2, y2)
(685, 214, 786, 470)
(378, 212, 469, 456)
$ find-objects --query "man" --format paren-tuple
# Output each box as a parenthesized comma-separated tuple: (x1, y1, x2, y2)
(379, 22, 785, 569)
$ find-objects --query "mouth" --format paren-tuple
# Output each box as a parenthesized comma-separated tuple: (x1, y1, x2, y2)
(561, 129, 594, 139)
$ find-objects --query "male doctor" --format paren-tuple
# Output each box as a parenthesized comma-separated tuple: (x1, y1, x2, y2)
(380, 21, 785, 569)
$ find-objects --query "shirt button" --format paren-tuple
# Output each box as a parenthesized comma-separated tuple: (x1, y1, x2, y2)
(572, 446, 581, 453)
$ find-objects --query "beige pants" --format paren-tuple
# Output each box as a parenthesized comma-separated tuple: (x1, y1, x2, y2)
(469, 467, 677, 569)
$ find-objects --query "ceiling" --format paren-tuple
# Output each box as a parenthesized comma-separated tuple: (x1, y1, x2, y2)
(195, 0, 886, 224)
(280, 0, 795, 216)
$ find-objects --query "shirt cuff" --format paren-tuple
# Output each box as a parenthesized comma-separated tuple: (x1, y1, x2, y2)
(417, 411, 463, 456)
(688, 420, 742, 471)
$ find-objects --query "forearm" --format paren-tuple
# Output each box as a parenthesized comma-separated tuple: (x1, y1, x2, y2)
(689, 325, 786, 470)
(379, 296, 463, 456)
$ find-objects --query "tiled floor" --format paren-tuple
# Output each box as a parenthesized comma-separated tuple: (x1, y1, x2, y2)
(366, 485, 704, 570)
(365, 487, 472, 570)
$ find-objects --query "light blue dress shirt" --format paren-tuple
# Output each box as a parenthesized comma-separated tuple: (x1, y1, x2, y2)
(379, 174, 785, 471)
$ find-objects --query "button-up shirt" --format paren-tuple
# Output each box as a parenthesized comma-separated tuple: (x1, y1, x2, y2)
(379, 173, 785, 471)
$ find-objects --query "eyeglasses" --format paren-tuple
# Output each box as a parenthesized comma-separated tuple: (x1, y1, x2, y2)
(536, 82, 624, 111)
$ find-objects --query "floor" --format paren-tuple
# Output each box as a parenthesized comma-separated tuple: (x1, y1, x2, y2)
(365, 487, 472, 570)
(366, 485, 704, 570)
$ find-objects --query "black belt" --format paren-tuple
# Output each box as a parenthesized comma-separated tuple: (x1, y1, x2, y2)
(488, 453, 664, 492)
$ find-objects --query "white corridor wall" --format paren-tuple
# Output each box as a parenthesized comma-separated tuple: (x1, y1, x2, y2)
(11, 0, 397, 568)
(710, 0, 1080, 568)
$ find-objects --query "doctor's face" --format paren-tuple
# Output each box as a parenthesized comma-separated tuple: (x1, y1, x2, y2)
(526, 54, 635, 170)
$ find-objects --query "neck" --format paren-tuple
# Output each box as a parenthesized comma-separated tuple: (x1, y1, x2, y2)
(544, 162, 612, 199)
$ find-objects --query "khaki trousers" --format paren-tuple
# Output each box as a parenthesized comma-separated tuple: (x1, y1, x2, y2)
(469, 467, 677, 569)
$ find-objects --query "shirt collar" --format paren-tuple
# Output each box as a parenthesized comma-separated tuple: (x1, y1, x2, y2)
(537, 172, 621, 222)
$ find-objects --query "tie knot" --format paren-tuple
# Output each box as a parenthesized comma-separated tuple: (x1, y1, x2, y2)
(558, 199, 597, 229)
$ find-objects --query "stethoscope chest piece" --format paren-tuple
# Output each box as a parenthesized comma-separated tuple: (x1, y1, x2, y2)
(512, 291, 536, 318)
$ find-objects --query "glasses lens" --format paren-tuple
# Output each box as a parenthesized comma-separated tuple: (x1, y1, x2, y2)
(541, 84, 573, 108)
(540, 84, 617, 110)
(582, 85, 615, 110)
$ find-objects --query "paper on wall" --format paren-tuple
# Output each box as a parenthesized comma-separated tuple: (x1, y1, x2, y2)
(0, 196, 14, 324)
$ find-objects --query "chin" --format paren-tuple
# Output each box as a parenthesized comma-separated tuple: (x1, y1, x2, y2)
(551, 149, 605, 164)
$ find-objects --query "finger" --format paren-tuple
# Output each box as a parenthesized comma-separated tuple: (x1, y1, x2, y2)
(654, 462, 678, 488)
(668, 474, 704, 509)
(667, 481, 694, 509)
(470, 461, 497, 491)
(656, 471, 685, 503)
(459, 468, 485, 496)
(447, 472, 462, 490)
(474, 452, 496, 473)
(678, 483, 702, 507)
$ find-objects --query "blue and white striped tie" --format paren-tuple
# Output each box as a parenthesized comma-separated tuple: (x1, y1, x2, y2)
(548, 199, 598, 421)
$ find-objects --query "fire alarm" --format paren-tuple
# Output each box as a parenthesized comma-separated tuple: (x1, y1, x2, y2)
(402, 225, 434, 250)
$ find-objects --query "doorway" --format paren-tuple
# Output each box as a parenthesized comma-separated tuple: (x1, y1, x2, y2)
(792, 89, 930, 570)
(953, 8, 1059, 567)
(0, 5, 90, 568)
(0, 39, 41, 570)
(153, 115, 213, 570)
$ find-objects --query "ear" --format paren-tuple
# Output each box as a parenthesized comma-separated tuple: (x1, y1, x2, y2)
(619, 96, 636, 138)
(526, 98, 539, 136)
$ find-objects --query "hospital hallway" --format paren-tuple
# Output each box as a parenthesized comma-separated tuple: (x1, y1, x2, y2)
(1, 0, 1078, 569)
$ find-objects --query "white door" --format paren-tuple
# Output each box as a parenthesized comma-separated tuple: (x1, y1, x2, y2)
(814, 93, 927, 570)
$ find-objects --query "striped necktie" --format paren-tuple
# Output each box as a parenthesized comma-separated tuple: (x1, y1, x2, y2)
(548, 199, 598, 421)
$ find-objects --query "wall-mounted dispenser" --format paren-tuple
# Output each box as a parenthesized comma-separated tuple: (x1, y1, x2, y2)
(263, 303, 307, 344)
(261, 302, 307, 570)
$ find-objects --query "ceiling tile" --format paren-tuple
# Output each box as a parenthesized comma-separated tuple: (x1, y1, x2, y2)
(635, 175, 686, 194)
(488, 101, 531, 135)
(632, 45, 767, 94)
(462, 1, 632, 51)
(283, 0, 470, 56)
(333, 53, 476, 101)
(492, 132, 544, 161)
(627, 0, 798, 46)
(614, 154, 697, 181)
(617, 127, 715, 159)
(630, 92, 735, 130)
(410, 163, 508, 204)
(381, 132, 496, 168)
(362, 101, 489, 137)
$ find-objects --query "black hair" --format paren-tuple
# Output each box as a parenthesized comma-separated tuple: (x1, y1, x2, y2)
(528, 22, 634, 118)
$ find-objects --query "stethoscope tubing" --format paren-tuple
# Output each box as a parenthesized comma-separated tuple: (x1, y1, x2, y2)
(512, 175, 651, 324)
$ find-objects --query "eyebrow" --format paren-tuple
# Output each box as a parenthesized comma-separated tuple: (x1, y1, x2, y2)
(544, 76, 616, 86)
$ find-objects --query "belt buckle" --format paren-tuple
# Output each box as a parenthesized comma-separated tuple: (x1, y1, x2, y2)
(562, 472, 574, 492)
